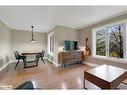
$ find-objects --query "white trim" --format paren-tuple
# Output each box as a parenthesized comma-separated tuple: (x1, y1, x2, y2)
(0, 60, 14, 71)
(48, 32, 54, 56)
(91, 30, 96, 56)
(125, 24, 127, 59)
(43, 57, 47, 60)
(92, 27, 107, 57)
(121, 23, 126, 59)
(47, 58, 54, 63)
(92, 20, 127, 62)
(78, 11, 127, 29)
(55, 63, 61, 67)
(92, 19, 127, 31)
(0, 63, 9, 71)
(47, 58, 60, 67)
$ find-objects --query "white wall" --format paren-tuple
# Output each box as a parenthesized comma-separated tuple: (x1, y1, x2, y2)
(0, 20, 10, 69)
(47, 25, 79, 67)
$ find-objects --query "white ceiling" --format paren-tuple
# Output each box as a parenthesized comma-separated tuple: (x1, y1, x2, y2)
(0, 6, 127, 32)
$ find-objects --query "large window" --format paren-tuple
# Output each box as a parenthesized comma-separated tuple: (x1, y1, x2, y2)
(96, 29, 106, 56)
(93, 23, 126, 60)
(108, 24, 124, 58)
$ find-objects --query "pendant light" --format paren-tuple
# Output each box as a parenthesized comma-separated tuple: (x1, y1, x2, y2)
(30, 26, 35, 43)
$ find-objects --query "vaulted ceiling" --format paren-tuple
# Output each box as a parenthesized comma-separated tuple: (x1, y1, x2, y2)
(0, 6, 127, 32)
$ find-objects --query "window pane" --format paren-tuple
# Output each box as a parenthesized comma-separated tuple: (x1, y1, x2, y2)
(50, 35, 54, 53)
(49, 33, 54, 54)
(108, 24, 124, 58)
(96, 29, 106, 56)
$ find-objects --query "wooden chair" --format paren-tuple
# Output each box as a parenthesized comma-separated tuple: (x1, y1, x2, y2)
(14, 51, 27, 70)
(36, 50, 45, 64)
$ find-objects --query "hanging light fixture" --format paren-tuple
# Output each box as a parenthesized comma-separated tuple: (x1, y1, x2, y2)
(30, 25, 35, 43)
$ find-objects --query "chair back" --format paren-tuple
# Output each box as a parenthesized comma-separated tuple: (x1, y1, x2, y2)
(41, 50, 45, 57)
(14, 51, 20, 59)
(15, 81, 34, 89)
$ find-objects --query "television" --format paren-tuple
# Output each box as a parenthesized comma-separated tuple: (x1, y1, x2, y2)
(64, 40, 78, 51)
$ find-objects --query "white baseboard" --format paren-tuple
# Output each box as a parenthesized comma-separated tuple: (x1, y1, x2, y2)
(54, 63, 61, 67)
(47, 58, 61, 67)
(0, 60, 14, 71)
(47, 58, 54, 63)
(0, 63, 9, 71)
(43, 57, 47, 60)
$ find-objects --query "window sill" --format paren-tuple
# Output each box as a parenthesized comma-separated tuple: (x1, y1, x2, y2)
(91, 55, 127, 64)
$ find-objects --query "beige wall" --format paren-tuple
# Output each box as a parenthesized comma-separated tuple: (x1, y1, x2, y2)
(1, 11, 127, 69)
(55, 25, 79, 46)
(0, 20, 10, 68)
(11, 30, 47, 60)
(48, 25, 79, 66)
(79, 13, 127, 69)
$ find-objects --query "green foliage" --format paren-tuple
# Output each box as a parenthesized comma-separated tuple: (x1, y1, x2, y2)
(95, 24, 124, 58)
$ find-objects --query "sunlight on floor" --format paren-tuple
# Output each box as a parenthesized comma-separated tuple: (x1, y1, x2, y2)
(61, 82, 67, 89)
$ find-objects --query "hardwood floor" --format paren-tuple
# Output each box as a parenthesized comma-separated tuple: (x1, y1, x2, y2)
(0, 60, 127, 89)
(0, 60, 92, 89)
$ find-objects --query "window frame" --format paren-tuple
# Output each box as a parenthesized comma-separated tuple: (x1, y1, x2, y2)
(92, 19, 127, 63)
(95, 28, 107, 57)
(48, 32, 54, 56)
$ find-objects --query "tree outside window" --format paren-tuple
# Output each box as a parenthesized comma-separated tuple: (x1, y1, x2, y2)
(95, 23, 125, 59)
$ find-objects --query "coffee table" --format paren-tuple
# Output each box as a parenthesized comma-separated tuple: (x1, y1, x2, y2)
(84, 64, 127, 89)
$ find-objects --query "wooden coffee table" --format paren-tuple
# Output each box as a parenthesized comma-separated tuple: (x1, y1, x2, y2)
(84, 64, 127, 89)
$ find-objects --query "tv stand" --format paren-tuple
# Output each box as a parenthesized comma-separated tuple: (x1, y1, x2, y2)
(58, 50, 84, 67)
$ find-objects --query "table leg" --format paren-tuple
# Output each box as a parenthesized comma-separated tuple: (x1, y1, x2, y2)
(84, 72, 85, 88)
(84, 72, 87, 89)
(23, 59, 27, 68)
(84, 79, 87, 89)
(35, 55, 39, 64)
(84, 79, 85, 88)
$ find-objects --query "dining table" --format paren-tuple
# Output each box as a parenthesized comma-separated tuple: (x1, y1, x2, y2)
(21, 51, 42, 68)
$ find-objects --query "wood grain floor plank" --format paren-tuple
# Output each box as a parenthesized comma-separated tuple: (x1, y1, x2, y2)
(0, 60, 127, 89)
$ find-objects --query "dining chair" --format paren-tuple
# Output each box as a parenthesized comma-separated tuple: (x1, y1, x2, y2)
(40, 50, 45, 64)
(14, 51, 27, 70)
(35, 50, 45, 64)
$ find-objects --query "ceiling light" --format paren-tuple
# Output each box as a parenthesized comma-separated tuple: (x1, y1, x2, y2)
(30, 26, 35, 43)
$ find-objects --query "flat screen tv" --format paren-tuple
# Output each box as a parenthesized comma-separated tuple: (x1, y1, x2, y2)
(64, 40, 78, 51)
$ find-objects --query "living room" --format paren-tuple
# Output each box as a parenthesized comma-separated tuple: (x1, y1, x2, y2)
(0, 6, 127, 90)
